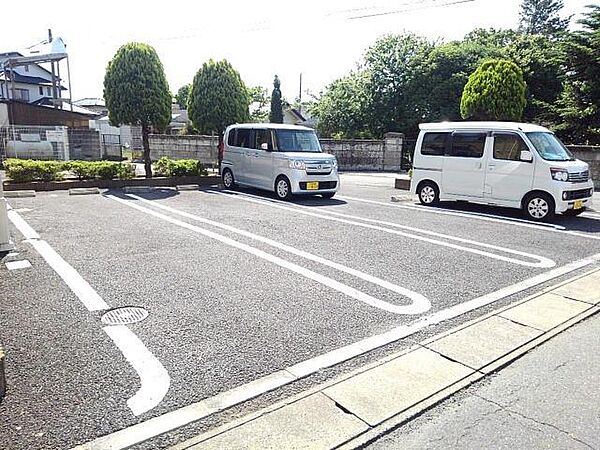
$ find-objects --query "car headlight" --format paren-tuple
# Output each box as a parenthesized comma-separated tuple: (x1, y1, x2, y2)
(550, 168, 569, 182)
(330, 159, 338, 169)
(288, 160, 306, 170)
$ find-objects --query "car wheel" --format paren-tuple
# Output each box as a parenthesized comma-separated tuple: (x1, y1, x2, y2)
(322, 192, 335, 199)
(524, 193, 555, 221)
(563, 207, 585, 217)
(222, 169, 235, 189)
(418, 182, 439, 206)
(275, 176, 292, 200)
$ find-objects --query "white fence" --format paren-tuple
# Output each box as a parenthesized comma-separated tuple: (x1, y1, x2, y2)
(0, 126, 70, 160)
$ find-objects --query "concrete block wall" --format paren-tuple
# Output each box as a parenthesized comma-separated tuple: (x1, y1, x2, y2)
(149, 134, 219, 167)
(568, 146, 600, 189)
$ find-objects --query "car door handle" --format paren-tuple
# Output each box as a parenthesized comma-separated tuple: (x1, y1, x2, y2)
(488, 164, 495, 171)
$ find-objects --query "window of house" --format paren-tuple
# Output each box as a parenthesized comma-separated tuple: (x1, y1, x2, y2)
(47, 87, 52, 96)
(14, 88, 30, 102)
(421, 132, 449, 156)
(254, 129, 272, 150)
(39, 86, 44, 95)
(493, 133, 529, 161)
(449, 133, 486, 158)
(234, 129, 254, 148)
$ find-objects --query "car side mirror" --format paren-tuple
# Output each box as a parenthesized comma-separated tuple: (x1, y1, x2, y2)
(520, 150, 533, 162)
(260, 142, 273, 151)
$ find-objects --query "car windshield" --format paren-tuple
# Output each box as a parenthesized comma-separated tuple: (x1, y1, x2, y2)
(275, 130, 322, 153)
(526, 132, 575, 162)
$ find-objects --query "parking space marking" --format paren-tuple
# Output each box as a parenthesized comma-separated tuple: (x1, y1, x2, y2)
(215, 190, 555, 269)
(6, 208, 170, 416)
(104, 325, 171, 417)
(346, 196, 566, 229)
(74, 252, 600, 450)
(341, 196, 600, 241)
(108, 195, 430, 315)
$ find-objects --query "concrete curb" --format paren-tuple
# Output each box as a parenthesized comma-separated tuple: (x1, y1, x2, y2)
(3, 190, 35, 198)
(170, 268, 600, 450)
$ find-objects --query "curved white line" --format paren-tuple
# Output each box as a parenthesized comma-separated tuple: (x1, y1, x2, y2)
(218, 190, 556, 269)
(108, 195, 430, 315)
(103, 325, 171, 416)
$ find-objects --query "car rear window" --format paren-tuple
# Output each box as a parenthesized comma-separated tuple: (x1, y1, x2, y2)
(421, 133, 449, 156)
(449, 133, 486, 158)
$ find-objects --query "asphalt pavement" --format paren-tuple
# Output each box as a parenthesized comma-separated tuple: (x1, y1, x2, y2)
(1, 173, 599, 449)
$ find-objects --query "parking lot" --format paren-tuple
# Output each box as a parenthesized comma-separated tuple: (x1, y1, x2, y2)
(1, 173, 600, 449)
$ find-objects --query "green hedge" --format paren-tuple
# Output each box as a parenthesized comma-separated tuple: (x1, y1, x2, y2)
(153, 156, 208, 177)
(3, 159, 136, 183)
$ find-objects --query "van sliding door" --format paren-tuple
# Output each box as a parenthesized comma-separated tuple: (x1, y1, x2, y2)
(441, 132, 487, 198)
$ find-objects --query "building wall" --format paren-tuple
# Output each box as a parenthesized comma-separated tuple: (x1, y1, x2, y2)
(568, 146, 600, 189)
(149, 134, 219, 167)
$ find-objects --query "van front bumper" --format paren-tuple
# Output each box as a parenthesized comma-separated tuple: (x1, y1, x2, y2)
(288, 171, 340, 194)
(552, 184, 594, 213)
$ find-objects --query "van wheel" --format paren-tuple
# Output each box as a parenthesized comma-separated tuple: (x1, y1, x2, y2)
(222, 169, 235, 189)
(523, 193, 555, 221)
(275, 176, 292, 200)
(418, 182, 439, 206)
(322, 193, 335, 199)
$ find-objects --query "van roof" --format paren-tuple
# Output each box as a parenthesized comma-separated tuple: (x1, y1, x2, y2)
(226, 123, 313, 131)
(419, 121, 550, 133)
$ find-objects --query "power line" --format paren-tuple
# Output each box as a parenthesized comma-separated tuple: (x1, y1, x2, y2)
(349, 0, 478, 20)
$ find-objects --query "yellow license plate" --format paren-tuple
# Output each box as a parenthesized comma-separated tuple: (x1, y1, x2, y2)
(306, 182, 319, 190)
(573, 200, 584, 210)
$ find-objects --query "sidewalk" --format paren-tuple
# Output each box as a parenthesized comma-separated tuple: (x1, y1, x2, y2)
(368, 313, 600, 449)
(170, 269, 600, 450)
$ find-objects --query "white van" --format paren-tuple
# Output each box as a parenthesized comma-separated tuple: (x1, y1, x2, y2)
(221, 124, 339, 200)
(411, 122, 594, 220)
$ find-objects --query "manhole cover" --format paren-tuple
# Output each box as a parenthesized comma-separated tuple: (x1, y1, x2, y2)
(101, 306, 148, 325)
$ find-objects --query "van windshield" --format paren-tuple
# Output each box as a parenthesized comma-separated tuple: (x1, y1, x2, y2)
(275, 130, 322, 153)
(526, 132, 575, 162)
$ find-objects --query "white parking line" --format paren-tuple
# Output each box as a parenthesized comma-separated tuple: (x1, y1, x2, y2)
(341, 195, 600, 241)
(73, 252, 600, 450)
(104, 326, 171, 417)
(214, 190, 555, 269)
(356, 195, 566, 230)
(7, 208, 170, 416)
(108, 194, 430, 315)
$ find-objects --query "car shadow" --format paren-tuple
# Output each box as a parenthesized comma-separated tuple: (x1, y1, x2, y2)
(214, 185, 347, 206)
(105, 187, 180, 201)
(423, 201, 600, 234)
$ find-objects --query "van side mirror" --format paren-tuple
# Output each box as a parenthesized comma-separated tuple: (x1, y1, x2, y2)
(520, 150, 533, 162)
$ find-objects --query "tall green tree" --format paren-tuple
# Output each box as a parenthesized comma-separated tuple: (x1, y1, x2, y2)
(175, 84, 191, 109)
(461, 59, 527, 121)
(104, 42, 171, 178)
(249, 86, 270, 122)
(363, 34, 434, 136)
(556, 5, 600, 144)
(519, 0, 570, 37)
(188, 59, 249, 135)
(269, 75, 283, 123)
(313, 71, 373, 138)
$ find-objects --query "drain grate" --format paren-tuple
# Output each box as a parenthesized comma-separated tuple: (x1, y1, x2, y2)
(101, 306, 148, 325)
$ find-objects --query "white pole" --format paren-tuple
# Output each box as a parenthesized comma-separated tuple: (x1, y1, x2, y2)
(0, 170, 14, 252)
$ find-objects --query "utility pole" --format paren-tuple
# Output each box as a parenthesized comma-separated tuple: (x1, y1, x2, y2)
(298, 73, 303, 115)
(48, 29, 59, 108)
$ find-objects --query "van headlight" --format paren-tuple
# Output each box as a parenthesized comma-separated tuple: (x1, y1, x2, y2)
(550, 168, 569, 182)
(289, 160, 306, 170)
(330, 159, 338, 169)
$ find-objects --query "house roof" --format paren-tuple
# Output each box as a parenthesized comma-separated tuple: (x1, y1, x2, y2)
(0, 50, 60, 79)
(31, 97, 100, 116)
(73, 97, 106, 107)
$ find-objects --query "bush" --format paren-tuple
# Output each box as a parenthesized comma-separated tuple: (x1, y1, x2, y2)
(4, 159, 65, 182)
(153, 156, 207, 177)
(4, 159, 137, 182)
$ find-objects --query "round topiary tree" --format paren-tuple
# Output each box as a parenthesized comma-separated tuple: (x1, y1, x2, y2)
(104, 42, 171, 178)
(460, 59, 527, 121)
(188, 59, 249, 135)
